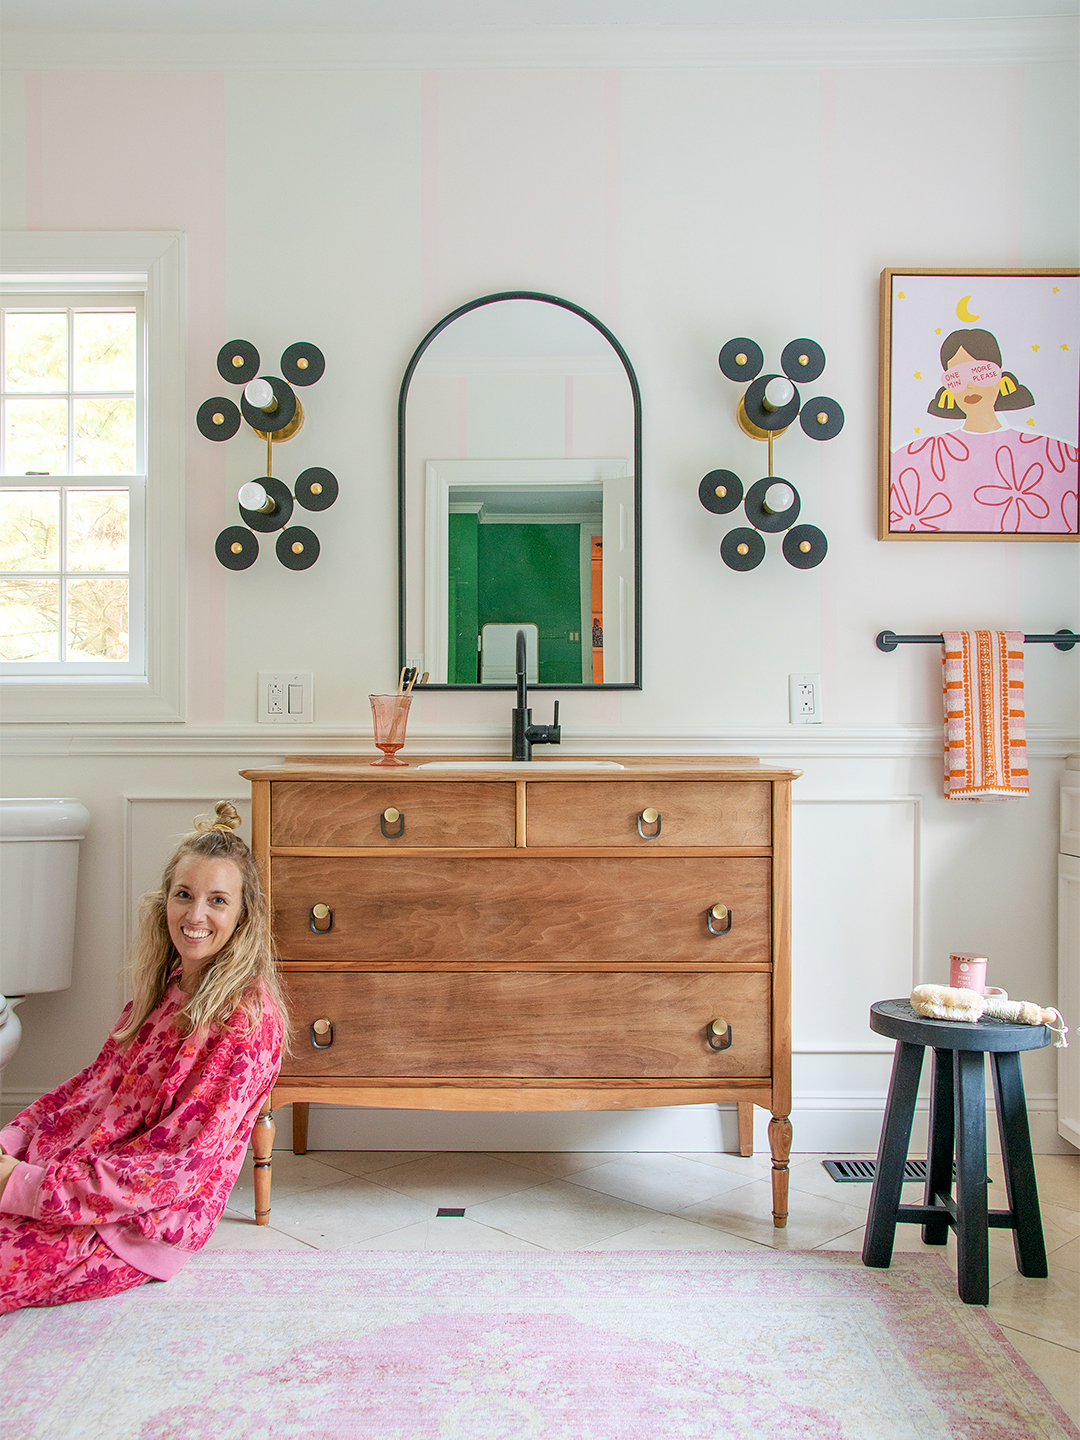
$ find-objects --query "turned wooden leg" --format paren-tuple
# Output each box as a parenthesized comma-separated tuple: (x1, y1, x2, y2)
(292, 1101, 309, 1155)
(769, 1113, 793, 1228)
(252, 1098, 275, 1226)
(737, 1102, 754, 1157)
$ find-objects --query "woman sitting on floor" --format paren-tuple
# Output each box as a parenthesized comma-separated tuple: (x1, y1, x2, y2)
(0, 802, 287, 1313)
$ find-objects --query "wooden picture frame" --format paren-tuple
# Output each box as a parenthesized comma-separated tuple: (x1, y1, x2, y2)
(879, 268, 1078, 541)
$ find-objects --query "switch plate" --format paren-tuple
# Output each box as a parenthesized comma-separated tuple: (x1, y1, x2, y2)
(258, 672, 313, 723)
(789, 672, 822, 724)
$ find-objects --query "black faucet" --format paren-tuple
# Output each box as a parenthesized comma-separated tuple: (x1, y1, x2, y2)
(511, 628, 561, 761)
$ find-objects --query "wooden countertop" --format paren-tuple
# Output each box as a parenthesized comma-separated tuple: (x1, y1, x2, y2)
(241, 757, 804, 783)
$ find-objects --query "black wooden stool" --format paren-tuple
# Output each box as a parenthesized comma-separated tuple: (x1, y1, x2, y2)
(862, 998, 1051, 1306)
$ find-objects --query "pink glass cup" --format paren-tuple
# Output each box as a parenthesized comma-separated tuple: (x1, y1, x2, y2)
(369, 693, 412, 767)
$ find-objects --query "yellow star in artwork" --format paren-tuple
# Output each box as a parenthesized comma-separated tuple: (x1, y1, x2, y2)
(1053, 286, 1060, 293)
(1032, 344, 1040, 352)
(1063, 343, 1071, 351)
(1026, 418, 1035, 426)
(913, 371, 922, 379)
(934, 327, 942, 335)
(914, 427, 921, 434)
(897, 291, 906, 299)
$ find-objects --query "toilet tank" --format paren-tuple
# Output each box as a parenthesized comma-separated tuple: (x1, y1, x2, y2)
(0, 798, 91, 997)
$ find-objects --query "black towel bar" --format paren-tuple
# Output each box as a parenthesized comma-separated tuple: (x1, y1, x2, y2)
(877, 629, 1077, 652)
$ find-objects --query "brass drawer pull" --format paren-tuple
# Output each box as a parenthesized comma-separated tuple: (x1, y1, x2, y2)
(707, 903, 732, 936)
(309, 903, 334, 934)
(310, 1017, 334, 1049)
(706, 1019, 733, 1051)
(380, 806, 405, 839)
(637, 807, 662, 839)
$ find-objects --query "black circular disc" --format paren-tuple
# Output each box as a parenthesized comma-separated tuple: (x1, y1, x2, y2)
(744, 477, 801, 533)
(718, 338, 763, 383)
(217, 339, 260, 385)
(698, 470, 743, 515)
(742, 374, 801, 432)
(197, 396, 241, 442)
(239, 474, 294, 532)
(721, 527, 766, 571)
(295, 467, 338, 511)
(781, 338, 826, 384)
(215, 526, 258, 570)
(281, 342, 325, 387)
(799, 396, 845, 441)
(277, 526, 320, 570)
(783, 524, 828, 569)
(240, 374, 298, 434)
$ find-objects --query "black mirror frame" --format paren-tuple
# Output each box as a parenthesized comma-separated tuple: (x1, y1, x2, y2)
(398, 290, 642, 690)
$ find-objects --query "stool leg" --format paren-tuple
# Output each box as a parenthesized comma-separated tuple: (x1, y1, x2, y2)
(991, 1050, 1048, 1279)
(863, 1040, 924, 1269)
(922, 1047, 954, 1246)
(954, 1049, 990, 1305)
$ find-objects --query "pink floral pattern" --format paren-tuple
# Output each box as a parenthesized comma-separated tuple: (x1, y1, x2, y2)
(890, 427, 1077, 534)
(0, 982, 281, 1311)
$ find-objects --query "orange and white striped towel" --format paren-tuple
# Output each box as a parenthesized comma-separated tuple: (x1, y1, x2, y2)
(942, 631, 1027, 801)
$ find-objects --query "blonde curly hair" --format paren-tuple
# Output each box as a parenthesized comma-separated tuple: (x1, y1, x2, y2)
(114, 801, 289, 1050)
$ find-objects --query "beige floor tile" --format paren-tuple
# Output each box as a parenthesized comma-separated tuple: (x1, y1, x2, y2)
(483, 1152, 616, 1179)
(680, 1178, 867, 1249)
(1042, 1201, 1080, 1237)
(820, 1220, 1068, 1291)
(1033, 1154, 1080, 1212)
(989, 1266, 1080, 1347)
(1050, 1236, 1080, 1273)
(365, 1151, 546, 1206)
(565, 1152, 754, 1211)
(227, 1150, 354, 1217)
(581, 1216, 772, 1251)
(672, 1150, 774, 1181)
(999, 1326, 1080, 1426)
(467, 1178, 662, 1249)
(205, 1213, 317, 1251)
(351, 1218, 545, 1252)
(300, 1150, 436, 1177)
(263, 1174, 430, 1247)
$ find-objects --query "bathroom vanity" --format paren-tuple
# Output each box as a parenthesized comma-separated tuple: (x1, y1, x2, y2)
(242, 758, 800, 1225)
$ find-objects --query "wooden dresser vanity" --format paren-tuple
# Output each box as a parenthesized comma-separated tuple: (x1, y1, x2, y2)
(243, 758, 801, 1226)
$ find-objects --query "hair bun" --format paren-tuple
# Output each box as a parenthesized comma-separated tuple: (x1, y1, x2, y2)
(194, 800, 242, 835)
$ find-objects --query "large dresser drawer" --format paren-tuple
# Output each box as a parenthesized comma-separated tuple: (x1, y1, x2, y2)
(274, 854, 771, 966)
(272, 781, 516, 848)
(281, 971, 771, 1078)
(525, 780, 771, 847)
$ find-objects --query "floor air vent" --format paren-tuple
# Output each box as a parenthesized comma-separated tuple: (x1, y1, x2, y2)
(822, 1158, 985, 1184)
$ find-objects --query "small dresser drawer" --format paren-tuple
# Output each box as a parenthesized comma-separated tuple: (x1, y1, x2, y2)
(272, 781, 516, 848)
(281, 970, 771, 1079)
(526, 780, 771, 847)
(274, 855, 770, 965)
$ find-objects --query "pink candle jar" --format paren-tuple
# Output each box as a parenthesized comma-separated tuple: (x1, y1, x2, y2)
(949, 952, 988, 994)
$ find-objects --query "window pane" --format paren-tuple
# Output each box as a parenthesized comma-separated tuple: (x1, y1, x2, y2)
(66, 490, 128, 571)
(4, 396, 67, 475)
(66, 577, 128, 659)
(73, 397, 135, 474)
(4, 312, 67, 393)
(73, 312, 136, 392)
(0, 490, 60, 572)
(0, 578, 59, 660)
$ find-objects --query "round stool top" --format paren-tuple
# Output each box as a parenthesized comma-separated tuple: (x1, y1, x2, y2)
(870, 999, 1052, 1053)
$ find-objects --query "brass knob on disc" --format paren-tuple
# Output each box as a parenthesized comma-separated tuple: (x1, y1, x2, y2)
(383, 807, 400, 823)
(312, 903, 330, 920)
(641, 808, 659, 824)
(312, 1018, 331, 1036)
(711, 904, 728, 921)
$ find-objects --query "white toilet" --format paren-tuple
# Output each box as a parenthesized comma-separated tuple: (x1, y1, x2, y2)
(0, 797, 91, 1077)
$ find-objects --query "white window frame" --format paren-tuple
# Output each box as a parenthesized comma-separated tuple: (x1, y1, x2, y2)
(0, 232, 185, 721)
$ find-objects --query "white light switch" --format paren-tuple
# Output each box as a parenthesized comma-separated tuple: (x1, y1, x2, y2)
(259, 672, 313, 723)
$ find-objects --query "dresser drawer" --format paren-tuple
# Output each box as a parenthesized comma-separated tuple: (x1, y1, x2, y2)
(281, 971, 771, 1078)
(273, 854, 770, 965)
(525, 780, 771, 847)
(271, 781, 516, 848)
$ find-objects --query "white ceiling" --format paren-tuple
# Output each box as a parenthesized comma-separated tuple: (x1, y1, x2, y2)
(2, 0, 1073, 29)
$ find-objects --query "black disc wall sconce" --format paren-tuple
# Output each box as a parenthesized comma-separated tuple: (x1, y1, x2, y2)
(699, 337, 843, 571)
(198, 339, 338, 571)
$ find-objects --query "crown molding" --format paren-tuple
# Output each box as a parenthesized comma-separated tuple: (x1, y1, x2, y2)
(1, 722, 1075, 761)
(2, 17, 1076, 70)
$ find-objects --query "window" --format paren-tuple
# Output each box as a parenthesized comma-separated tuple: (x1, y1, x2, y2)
(0, 233, 184, 721)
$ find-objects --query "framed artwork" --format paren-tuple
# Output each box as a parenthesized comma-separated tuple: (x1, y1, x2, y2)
(879, 268, 1078, 540)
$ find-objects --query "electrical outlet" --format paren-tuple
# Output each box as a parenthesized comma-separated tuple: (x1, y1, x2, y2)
(258, 672, 313, 723)
(789, 672, 822, 724)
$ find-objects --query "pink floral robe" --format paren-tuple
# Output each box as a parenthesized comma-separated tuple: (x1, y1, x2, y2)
(0, 981, 282, 1313)
(889, 427, 1078, 534)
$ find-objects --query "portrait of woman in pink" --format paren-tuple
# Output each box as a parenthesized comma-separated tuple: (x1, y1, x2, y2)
(889, 327, 1078, 535)
(0, 803, 287, 1313)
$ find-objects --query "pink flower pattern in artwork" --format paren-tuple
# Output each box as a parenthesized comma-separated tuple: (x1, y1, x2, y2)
(890, 427, 1077, 534)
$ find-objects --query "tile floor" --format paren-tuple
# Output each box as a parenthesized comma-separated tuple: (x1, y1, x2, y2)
(214, 1146, 1080, 1424)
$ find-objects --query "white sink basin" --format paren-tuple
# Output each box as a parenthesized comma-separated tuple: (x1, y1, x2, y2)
(417, 760, 625, 771)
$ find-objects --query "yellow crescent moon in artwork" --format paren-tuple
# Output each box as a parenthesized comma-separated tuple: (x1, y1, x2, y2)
(956, 295, 980, 323)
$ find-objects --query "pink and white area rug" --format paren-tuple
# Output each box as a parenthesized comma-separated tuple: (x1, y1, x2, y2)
(2, 1249, 1076, 1440)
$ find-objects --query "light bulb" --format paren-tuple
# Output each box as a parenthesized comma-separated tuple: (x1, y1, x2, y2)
(763, 482, 795, 514)
(239, 481, 276, 514)
(762, 377, 795, 412)
(244, 377, 276, 412)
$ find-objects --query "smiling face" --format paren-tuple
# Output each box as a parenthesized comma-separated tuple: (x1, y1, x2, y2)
(943, 345, 1003, 432)
(166, 854, 244, 989)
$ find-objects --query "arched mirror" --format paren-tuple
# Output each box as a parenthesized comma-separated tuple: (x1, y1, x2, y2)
(399, 292, 641, 689)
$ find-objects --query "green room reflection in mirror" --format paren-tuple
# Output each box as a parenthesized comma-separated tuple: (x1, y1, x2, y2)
(400, 294, 640, 688)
